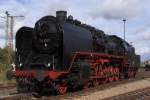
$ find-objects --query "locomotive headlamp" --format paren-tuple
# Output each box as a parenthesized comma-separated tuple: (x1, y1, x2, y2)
(19, 63, 23, 67)
(44, 43, 47, 47)
(47, 63, 51, 67)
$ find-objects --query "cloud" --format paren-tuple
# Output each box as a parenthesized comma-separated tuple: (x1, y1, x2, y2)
(137, 47, 150, 55)
(0, 23, 5, 29)
(88, 0, 142, 20)
(133, 27, 150, 41)
(0, 0, 150, 61)
(0, 32, 5, 39)
(141, 30, 150, 40)
(128, 26, 150, 61)
(135, 44, 150, 61)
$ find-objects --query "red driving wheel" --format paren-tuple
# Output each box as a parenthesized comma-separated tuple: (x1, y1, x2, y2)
(102, 67, 108, 84)
(114, 68, 119, 81)
(109, 66, 114, 82)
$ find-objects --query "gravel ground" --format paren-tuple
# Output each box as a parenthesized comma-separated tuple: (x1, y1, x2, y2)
(67, 69, 150, 100)
(70, 78, 150, 100)
(0, 88, 17, 97)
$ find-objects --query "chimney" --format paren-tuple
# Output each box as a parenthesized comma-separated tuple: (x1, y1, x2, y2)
(56, 10, 67, 22)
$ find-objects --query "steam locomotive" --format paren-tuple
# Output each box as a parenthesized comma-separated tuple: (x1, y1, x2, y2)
(13, 11, 140, 94)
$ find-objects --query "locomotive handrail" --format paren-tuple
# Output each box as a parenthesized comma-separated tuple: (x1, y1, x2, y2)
(75, 51, 125, 59)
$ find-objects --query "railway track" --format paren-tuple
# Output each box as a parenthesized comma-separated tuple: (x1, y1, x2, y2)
(0, 69, 149, 100)
(0, 84, 16, 89)
(104, 87, 150, 100)
(0, 78, 144, 100)
(44, 78, 150, 100)
(0, 93, 34, 100)
(1, 79, 150, 100)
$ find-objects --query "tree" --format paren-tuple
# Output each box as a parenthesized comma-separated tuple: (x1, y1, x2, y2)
(0, 47, 14, 70)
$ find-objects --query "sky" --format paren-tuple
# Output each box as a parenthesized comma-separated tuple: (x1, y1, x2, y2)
(0, 0, 150, 61)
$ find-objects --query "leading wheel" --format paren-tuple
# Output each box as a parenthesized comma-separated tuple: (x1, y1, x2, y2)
(57, 84, 67, 95)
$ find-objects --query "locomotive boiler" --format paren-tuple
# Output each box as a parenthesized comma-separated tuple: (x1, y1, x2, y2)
(12, 11, 140, 94)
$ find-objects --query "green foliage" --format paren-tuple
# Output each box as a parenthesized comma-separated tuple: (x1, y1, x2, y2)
(0, 47, 14, 69)
(0, 47, 15, 84)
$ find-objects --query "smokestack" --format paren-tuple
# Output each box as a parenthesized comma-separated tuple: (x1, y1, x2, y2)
(56, 10, 67, 22)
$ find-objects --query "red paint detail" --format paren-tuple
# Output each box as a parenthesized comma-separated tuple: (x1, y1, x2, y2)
(15, 70, 68, 80)
(57, 84, 67, 94)
(45, 71, 68, 80)
(68, 51, 124, 72)
(109, 76, 113, 82)
(15, 70, 36, 77)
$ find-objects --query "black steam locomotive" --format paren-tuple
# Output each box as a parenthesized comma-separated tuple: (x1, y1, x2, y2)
(13, 11, 140, 94)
